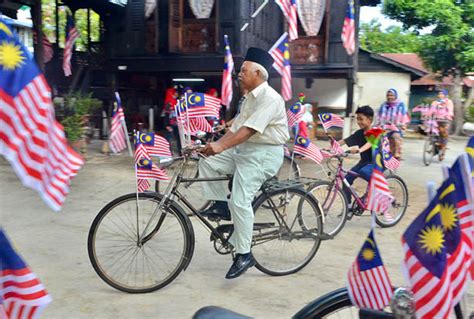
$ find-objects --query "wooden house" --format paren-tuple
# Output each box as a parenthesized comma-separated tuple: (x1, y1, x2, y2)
(2, 0, 381, 130)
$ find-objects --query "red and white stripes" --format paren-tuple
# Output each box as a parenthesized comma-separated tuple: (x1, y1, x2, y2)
(0, 75, 83, 211)
(347, 263, 392, 309)
(0, 268, 52, 319)
(403, 241, 453, 318)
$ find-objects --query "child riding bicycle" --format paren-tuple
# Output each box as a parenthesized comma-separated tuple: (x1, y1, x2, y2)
(337, 105, 375, 205)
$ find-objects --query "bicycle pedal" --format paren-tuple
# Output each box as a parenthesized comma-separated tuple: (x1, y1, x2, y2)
(210, 224, 234, 241)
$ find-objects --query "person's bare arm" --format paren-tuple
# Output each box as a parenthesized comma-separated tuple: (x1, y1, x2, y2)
(201, 126, 256, 156)
(338, 139, 346, 146)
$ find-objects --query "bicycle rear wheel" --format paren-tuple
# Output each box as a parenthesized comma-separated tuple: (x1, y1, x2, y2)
(423, 137, 434, 166)
(251, 188, 323, 276)
(88, 193, 195, 293)
(306, 181, 348, 237)
(375, 175, 408, 228)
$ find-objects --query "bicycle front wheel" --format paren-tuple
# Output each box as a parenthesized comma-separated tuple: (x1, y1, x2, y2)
(276, 155, 301, 180)
(293, 288, 355, 318)
(306, 181, 348, 237)
(252, 188, 323, 276)
(375, 175, 408, 227)
(155, 157, 211, 212)
(88, 193, 195, 293)
(423, 137, 434, 166)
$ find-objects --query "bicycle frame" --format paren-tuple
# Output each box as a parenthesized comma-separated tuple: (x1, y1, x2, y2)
(324, 157, 366, 211)
(140, 153, 307, 249)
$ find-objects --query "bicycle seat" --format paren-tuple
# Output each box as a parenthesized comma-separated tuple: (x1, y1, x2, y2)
(193, 306, 251, 319)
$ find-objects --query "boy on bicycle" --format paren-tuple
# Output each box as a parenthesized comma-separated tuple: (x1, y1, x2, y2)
(338, 105, 374, 206)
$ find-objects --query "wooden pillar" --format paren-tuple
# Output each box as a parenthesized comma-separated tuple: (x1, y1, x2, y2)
(87, 8, 91, 52)
(32, 0, 44, 71)
(55, 0, 59, 46)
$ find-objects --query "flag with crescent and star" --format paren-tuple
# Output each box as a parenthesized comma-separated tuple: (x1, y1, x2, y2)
(0, 16, 83, 211)
(180, 93, 221, 118)
(347, 230, 393, 310)
(401, 177, 466, 318)
(135, 132, 172, 158)
(293, 135, 322, 164)
(286, 101, 303, 128)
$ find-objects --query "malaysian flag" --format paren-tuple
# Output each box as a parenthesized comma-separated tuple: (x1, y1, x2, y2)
(382, 137, 400, 170)
(347, 230, 393, 309)
(293, 135, 322, 164)
(402, 183, 453, 318)
(221, 35, 234, 108)
(467, 136, 474, 158)
(275, 0, 298, 41)
(134, 143, 152, 192)
(286, 101, 303, 128)
(135, 132, 172, 158)
(0, 229, 52, 318)
(269, 32, 292, 101)
(188, 117, 213, 135)
(181, 93, 221, 118)
(63, 11, 79, 76)
(0, 18, 83, 211)
(366, 147, 394, 219)
(109, 93, 127, 154)
(136, 158, 169, 181)
(439, 172, 473, 306)
(137, 178, 150, 192)
(341, 0, 355, 55)
(449, 154, 474, 292)
(330, 137, 345, 155)
(318, 113, 344, 132)
(33, 31, 53, 63)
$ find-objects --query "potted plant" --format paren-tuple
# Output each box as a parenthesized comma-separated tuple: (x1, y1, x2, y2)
(55, 93, 102, 154)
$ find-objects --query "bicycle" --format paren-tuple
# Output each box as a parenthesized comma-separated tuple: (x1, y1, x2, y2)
(306, 152, 408, 237)
(88, 148, 324, 293)
(154, 133, 301, 199)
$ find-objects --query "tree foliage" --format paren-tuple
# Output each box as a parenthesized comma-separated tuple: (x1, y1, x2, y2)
(383, 0, 474, 75)
(41, 0, 101, 51)
(359, 19, 422, 53)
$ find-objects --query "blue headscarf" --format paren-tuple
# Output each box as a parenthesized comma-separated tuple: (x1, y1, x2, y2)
(439, 89, 449, 96)
(387, 88, 398, 98)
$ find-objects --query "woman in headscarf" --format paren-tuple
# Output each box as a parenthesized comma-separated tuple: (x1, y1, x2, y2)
(376, 88, 409, 159)
(430, 89, 454, 161)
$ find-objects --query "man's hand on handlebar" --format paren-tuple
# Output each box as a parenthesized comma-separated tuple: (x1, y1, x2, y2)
(199, 142, 224, 156)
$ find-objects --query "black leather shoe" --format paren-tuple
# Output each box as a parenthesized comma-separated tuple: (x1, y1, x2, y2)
(199, 201, 231, 221)
(225, 253, 256, 279)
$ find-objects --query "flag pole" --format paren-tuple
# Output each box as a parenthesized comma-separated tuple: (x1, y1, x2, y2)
(175, 100, 186, 153)
(133, 130, 141, 239)
(121, 116, 133, 157)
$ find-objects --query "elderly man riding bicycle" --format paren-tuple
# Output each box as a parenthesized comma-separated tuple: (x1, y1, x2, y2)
(198, 48, 289, 279)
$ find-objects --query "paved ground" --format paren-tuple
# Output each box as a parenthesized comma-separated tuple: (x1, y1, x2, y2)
(1, 137, 473, 318)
